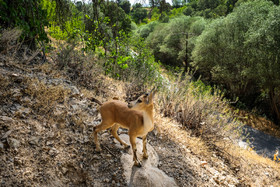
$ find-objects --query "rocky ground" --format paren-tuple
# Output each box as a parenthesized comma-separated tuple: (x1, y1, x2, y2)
(1, 56, 280, 186)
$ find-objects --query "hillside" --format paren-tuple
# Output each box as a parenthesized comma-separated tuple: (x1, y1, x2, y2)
(1, 44, 280, 187)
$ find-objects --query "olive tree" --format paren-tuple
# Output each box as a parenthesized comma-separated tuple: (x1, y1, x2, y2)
(192, 0, 280, 124)
(146, 16, 207, 68)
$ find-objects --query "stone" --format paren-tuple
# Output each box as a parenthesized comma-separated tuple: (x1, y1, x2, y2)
(1, 130, 13, 139)
(29, 136, 40, 146)
(68, 85, 80, 97)
(8, 138, 20, 149)
(46, 140, 54, 146)
(0, 116, 13, 123)
(0, 141, 4, 150)
(119, 134, 178, 187)
(49, 147, 58, 156)
(15, 107, 31, 118)
(61, 167, 68, 174)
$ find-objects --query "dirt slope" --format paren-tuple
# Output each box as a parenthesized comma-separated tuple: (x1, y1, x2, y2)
(1, 58, 279, 186)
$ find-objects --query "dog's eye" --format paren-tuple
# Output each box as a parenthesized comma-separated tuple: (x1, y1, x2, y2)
(137, 99, 142, 103)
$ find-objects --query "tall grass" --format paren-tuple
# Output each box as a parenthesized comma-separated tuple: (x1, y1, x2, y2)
(157, 72, 244, 142)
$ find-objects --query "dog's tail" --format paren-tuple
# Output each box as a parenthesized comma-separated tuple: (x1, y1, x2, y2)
(90, 97, 102, 106)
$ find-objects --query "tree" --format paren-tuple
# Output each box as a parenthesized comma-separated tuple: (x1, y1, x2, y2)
(245, 5, 280, 123)
(172, 0, 184, 8)
(192, 0, 280, 124)
(131, 3, 148, 24)
(119, 0, 131, 14)
(146, 16, 207, 69)
(0, 0, 49, 48)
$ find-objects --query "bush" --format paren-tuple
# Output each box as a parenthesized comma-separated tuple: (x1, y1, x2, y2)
(137, 21, 159, 38)
(103, 34, 163, 86)
(146, 16, 207, 67)
(192, 0, 280, 124)
(158, 72, 243, 140)
(49, 41, 102, 90)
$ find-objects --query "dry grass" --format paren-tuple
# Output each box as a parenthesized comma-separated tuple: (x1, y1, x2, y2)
(23, 77, 70, 119)
(157, 73, 243, 142)
(154, 113, 280, 186)
(238, 110, 280, 138)
(151, 72, 280, 185)
(154, 114, 208, 157)
(222, 141, 280, 186)
(0, 28, 22, 54)
(0, 74, 11, 101)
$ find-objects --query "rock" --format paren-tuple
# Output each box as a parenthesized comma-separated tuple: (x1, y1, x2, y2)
(119, 134, 178, 187)
(0, 141, 4, 150)
(12, 88, 22, 99)
(103, 178, 110, 183)
(94, 180, 104, 187)
(68, 85, 80, 97)
(0, 116, 13, 123)
(8, 138, 20, 149)
(61, 167, 68, 175)
(15, 107, 31, 118)
(29, 136, 40, 146)
(53, 105, 66, 116)
(46, 140, 54, 146)
(1, 130, 13, 139)
(21, 96, 32, 105)
(106, 154, 112, 158)
(49, 147, 58, 156)
(83, 136, 89, 143)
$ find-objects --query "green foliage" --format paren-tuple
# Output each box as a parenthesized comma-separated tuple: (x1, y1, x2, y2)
(43, 0, 85, 40)
(146, 16, 207, 67)
(131, 21, 138, 30)
(150, 7, 161, 21)
(192, 0, 280, 123)
(82, 1, 131, 53)
(185, 0, 237, 18)
(169, 6, 186, 17)
(102, 2, 131, 35)
(183, 6, 194, 16)
(103, 32, 163, 85)
(131, 4, 148, 24)
(0, 0, 49, 47)
(159, 13, 170, 23)
(119, 0, 131, 14)
(172, 0, 186, 8)
(137, 21, 159, 38)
